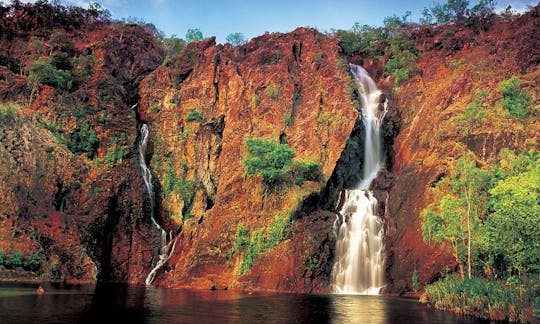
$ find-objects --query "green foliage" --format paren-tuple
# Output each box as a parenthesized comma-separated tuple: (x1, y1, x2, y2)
(28, 58, 73, 92)
(265, 83, 280, 100)
(67, 123, 99, 157)
(104, 135, 128, 165)
(234, 224, 249, 252)
(186, 108, 203, 122)
(421, 155, 491, 278)
(243, 137, 322, 189)
(452, 89, 490, 134)
(240, 212, 292, 274)
(0, 102, 18, 122)
(23, 252, 40, 271)
(292, 160, 322, 185)
(412, 269, 419, 291)
(185, 28, 203, 42)
(161, 155, 197, 219)
(420, 275, 528, 323)
(304, 255, 320, 272)
(4, 250, 23, 268)
(226, 32, 247, 46)
(483, 149, 540, 276)
(162, 35, 186, 66)
(0, 250, 3, 265)
(498, 76, 533, 118)
(421, 149, 540, 320)
(385, 50, 417, 84)
(337, 23, 385, 57)
(243, 137, 295, 186)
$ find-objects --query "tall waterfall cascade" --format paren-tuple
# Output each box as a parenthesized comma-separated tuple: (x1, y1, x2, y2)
(139, 124, 177, 285)
(331, 64, 387, 295)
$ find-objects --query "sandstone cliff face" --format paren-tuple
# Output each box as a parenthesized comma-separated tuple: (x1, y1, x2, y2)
(138, 28, 363, 292)
(385, 8, 539, 293)
(0, 3, 163, 283)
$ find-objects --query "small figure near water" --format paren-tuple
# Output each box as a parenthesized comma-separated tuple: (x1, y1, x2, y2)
(37, 285, 44, 294)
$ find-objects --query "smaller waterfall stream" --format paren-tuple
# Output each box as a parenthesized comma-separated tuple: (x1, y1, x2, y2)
(331, 64, 387, 295)
(139, 124, 177, 285)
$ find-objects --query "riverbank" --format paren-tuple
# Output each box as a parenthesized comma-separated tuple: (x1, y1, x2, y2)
(420, 276, 539, 323)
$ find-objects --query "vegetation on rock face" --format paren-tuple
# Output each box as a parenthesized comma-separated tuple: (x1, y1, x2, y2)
(498, 76, 533, 119)
(243, 137, 321, 188)
(236, 212, 293, 275)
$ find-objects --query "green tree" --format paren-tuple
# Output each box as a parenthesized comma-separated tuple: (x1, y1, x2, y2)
(185, 28, 203, 43)
(484, 149, 540, 276)
(226, 32, 247, 46)
(162, 35, 185, 66)
(421, 156, 491, 278)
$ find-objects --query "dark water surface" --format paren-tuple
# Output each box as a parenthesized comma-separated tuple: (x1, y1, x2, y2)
(0, 283, 488, 323)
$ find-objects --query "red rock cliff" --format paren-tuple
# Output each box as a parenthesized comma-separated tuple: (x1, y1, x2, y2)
(384, 7, 539, 294)
(138, 28, 363, 292)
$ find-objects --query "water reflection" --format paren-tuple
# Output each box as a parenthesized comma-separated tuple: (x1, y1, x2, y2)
(0, 283, 488, 323)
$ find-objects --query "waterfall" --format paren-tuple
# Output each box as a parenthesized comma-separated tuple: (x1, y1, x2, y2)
(331, 64, 387, 295)
(138, 124, 177, 285)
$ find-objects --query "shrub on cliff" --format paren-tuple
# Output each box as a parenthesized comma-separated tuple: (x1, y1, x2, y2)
(498, 76, 533, 119)
(243, 137, 321, 188)
(243, 137, 295, 186)
(186, 108, 203, 122)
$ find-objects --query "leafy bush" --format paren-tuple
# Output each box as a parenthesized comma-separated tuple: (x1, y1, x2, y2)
(385, 50, 417, 84)
(243, 137, 295, 186)
(28, 58, 73, 92)
(67, 123, 99, 157)
(162, 35, 186, 66)
(4, 250, 23, 268)
(270, 52, 283, 64)
(293, 160, 322, 185)
(498, 76, 533, 118)
(452, 89, 490, 134)
(162, 157, 197, 218)
(244, 137, 322, 188)
(23, 252, 40, 272)
(104, 136, 128, 165)
(186, 108, 203, 122)
(0, 103, 17, 122)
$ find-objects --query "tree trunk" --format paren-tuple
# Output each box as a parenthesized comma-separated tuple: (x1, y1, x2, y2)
(452, 242, 464, 278)
(466, 187, 472, 279)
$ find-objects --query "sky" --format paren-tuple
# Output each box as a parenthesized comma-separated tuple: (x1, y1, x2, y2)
(17, 0, 540, 43)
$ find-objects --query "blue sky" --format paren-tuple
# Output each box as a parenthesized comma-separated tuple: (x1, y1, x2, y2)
(21, 0, 540, 43)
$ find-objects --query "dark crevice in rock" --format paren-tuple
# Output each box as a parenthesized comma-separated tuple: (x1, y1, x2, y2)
(294, 118, 365, 217)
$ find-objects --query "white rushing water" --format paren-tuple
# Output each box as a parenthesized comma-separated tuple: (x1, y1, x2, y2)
(139, 124, 176, 285)
(331, 64, 386, 295)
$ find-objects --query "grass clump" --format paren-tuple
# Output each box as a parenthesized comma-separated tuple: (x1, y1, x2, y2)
(420, 275, 529, 323)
